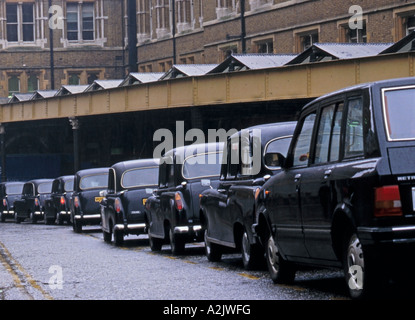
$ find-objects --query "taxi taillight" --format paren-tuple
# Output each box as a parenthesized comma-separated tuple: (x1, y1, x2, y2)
(2, 199, 6, 207)
(74, 196, 80, 208)
(60, 196, 66, 205)
(115, 198, 121, 213)
(175, 192, 183, 211)
(374, 185, 403, 217)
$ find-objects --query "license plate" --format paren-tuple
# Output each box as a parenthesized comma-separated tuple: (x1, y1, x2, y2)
(142, 198, 148, 205)
(412, 187, 415, 211)
(95, 197, 104, 203)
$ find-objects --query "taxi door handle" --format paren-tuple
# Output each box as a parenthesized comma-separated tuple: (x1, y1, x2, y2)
(324, 170, 332, 179)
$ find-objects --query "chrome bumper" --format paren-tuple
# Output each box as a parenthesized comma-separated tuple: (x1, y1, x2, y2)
(74, 214, 101, 220)
(174, 225, 202, 234)
(114, 223, 146, 232)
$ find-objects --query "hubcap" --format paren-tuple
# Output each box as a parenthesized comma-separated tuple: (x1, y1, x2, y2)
(204, 230, 211, 256)
(242, 232, 250, 262)
(347, 235, 364, 291)
(267, 236, 279, 273)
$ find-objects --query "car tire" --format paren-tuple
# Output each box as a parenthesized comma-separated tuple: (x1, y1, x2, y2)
(14, 213, 22, 224)
(241, 230, 263, 270)
(169, 228, 185, 255)
(343, 232, 380, 300)
(0, 212, 4, 223)
(266, 235, 295, 284)
(103, 230, 112, 243)
(73, 219, 82, 233)
(30, 211, 37, 224)
(148, 234, 163, 251)
(114, 229, 124, 246)
(204, 229, 222, 262)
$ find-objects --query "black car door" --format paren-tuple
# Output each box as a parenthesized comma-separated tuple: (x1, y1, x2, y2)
(300, 101, 344, 261)
(271, 112, 317, 258)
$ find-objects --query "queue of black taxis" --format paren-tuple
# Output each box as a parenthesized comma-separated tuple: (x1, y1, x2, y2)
(253, 77, 415, 299)
(0, 181, 24, 222)
(145, 142, 223, 255)
(200, 122, 296, 270)
(101, 159, 159, 245)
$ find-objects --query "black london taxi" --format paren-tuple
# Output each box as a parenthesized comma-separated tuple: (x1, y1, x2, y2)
(44, 175, 74, 225)
(200, 122, 296, 269)
(14, 179, 54, 223)
(0, 182, 25, 222)
(253, 77, 415, 299)
(145, 142, 223, 255)
(71, 167, 109, 233)
(101, 158, 159, 245)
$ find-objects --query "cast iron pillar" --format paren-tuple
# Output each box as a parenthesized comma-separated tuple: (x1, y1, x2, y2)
(69, 117, 80, 173)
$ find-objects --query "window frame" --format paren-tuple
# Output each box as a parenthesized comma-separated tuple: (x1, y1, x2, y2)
(66, 1, 95, 43)
(6, 2, 35, 43)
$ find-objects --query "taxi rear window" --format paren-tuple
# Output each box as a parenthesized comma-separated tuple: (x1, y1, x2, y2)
(383, 86, 415, 141)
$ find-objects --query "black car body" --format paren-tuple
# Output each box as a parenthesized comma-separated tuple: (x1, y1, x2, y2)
(146, 142, 223, 254)
(254, 77, 415, 299)
(200, 122, 296, 269)
(71, 167, 109, 233)
(101, 158, 159, 245)
(0, 182, 25, 222)
(14, 179, 53, 223)
(44, 175, 74, 225)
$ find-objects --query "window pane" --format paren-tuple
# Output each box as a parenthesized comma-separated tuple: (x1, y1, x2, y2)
(345, 98, 364, 158)
(28, 75, 39, 92)
(122, 167, 159, 188)
(38, 182, 53, 194)
(22, 4, 34, 23)
(330, 103, 343, 162)
(6, 4, 18, 23)
(82, 31, 94, 40)
(6, 4, 18, 42)
(7, 25, 18, 42)
(293, 113, 316, 167)
(8, 76, 20, 95)
(79, 174, 108, 190)
(315, 105, 335, 165)
(383, 88, 415, 141)
(67, 3, 78, 40)
(23, 24, 34, 42)
(182, 152, 223, 180)
(68, 74, 80, 85)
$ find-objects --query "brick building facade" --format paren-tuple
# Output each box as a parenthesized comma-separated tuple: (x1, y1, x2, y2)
(0, 0, 126, 98)
(135, 0, 415, 72)
(1, 0, 415, 98)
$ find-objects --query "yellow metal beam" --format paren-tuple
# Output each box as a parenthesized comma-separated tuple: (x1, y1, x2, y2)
(1, 52, 414, 123)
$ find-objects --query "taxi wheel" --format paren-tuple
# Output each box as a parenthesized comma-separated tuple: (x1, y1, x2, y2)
(266, 235, 295, 284)
(73, 219, 82, 233)
(204, 229, 222, 262)
(149, 234, 163, 251)
(169, 228, 185, 255)
(241, 230, 263, 270)
(114, 229, 124, 246)
(103, 230, 112, 243)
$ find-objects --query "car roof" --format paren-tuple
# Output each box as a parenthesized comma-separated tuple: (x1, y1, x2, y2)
(75, 167, 110, 177)
(26, 179, 54, 185)
(111, 158, 159, 173)
(229, 121, 297, 144)
(163, 142, 224, 163)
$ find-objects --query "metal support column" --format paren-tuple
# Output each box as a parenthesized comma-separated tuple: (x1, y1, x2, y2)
(0, 124, 5, 182)
(69, 117, 80, 173)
